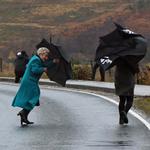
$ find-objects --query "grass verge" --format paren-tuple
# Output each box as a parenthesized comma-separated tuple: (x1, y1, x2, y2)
(134, 97, 150, 116)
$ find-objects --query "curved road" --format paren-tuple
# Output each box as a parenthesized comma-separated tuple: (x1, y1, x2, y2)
(0, 82, 150, 150)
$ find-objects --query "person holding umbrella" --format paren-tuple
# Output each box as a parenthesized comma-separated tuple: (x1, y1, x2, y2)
(96, 23, 147, 125)
(12, 47, 59, 126)
(91, 61, 105, 81)
(36, 38, 72, 87)
(115, 35, 147, 125)
(116, 35, 147, 125)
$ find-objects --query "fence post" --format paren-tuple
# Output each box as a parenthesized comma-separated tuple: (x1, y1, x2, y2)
(0, 58, 2, 72)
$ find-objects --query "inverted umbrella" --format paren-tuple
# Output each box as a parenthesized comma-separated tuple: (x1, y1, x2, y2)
(95, 23, 147, 71)
(36, 38, 72, 86)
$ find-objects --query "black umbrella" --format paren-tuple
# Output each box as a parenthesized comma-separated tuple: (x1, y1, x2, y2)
(36, 38, 72, 86)
(95, 23, 147, 71)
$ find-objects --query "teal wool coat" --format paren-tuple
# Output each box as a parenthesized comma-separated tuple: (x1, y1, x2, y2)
(12, 55, 53, 110)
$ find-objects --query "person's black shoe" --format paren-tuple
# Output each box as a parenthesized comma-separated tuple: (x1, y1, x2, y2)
(119, 117, 124, 125)
(26, 120, 34, 124)
(121, 111, 128, 124)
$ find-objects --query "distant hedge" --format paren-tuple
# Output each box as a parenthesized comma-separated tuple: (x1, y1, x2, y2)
(72, 64, 92, 80)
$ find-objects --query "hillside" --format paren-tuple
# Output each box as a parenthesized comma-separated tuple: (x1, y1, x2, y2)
(0, 0, 150, 63)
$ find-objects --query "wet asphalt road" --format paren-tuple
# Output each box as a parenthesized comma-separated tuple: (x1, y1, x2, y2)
(0, 82, 150, 150)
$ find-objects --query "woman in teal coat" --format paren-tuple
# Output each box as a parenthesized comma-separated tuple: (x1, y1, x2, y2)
(12, 47, 58, 126)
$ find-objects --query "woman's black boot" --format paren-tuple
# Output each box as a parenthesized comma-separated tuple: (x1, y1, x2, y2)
(17, 109, 34, 126)
(24, 109, 34, 125)
(17, 109, 28, 126)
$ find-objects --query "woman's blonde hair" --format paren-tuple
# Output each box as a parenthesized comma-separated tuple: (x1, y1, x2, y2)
(37, 47, 49, 55)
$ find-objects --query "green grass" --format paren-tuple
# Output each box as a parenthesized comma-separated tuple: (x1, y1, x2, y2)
(134, 98, 150, 115)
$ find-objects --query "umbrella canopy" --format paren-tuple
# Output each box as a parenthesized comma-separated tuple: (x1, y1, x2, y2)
(36, 38, 72, 86)
(95, 23, 147, 71)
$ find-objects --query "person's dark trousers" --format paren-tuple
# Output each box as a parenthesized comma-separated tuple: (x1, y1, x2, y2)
(92, 63, 105, 81)
(15, 76, 20, 83)
(119, 95, 134, 114)
(118, 95, 133, 124)
(15, 73, 21, 83)
(99, 67, 105, 81)
(15, 70, 24, 83)
(91, 63, 99, 80)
